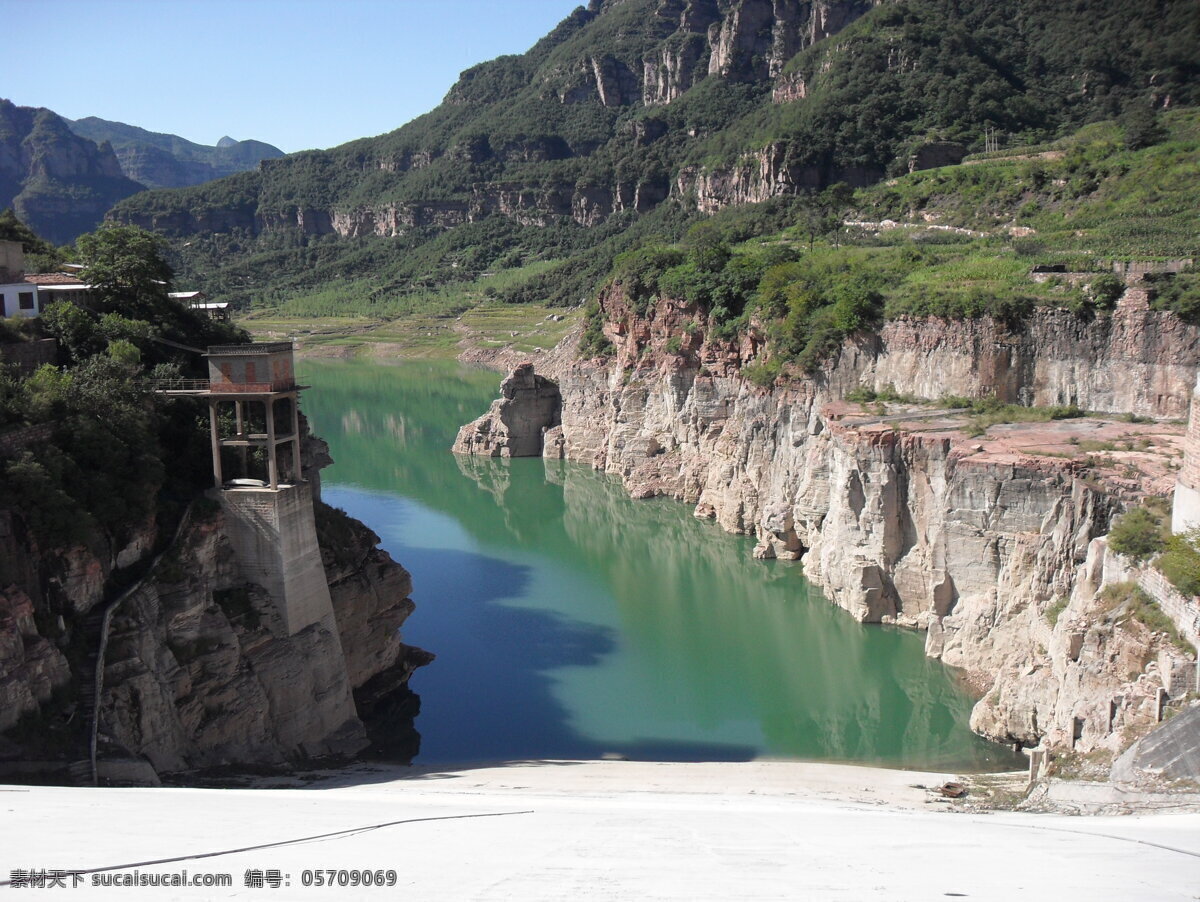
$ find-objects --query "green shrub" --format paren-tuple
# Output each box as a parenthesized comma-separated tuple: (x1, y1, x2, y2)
(1044, 596, 1069, 627)
(1158, 529, 1200, 598)
(1107, 506, 1167, 561)
(1104, 581, 1197, 655)
(578, 301, 615, 358)
(742, 358, 782, 388)
(1129, 592, 1195, 655)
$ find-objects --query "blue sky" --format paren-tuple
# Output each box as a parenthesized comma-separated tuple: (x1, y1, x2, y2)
(3, 0, 582, 153)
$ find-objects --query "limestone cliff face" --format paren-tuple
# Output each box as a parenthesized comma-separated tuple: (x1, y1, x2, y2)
(100, 510, 362, 773)
(0, 440, 423, 778)
(0, 100, 144, 244)
(528, 291, 1199, 754)
(677, 144, 883, 214)
(706, 0, 875, 82)
(99, 501, 418, 774)
(827, 301, 1200, 418)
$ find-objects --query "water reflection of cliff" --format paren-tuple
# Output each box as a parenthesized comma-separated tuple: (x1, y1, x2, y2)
(301, 359, 1019, 769)
(474, 455, 1015, 768)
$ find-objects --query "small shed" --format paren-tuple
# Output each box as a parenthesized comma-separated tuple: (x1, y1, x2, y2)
(206, 342, 296, 393)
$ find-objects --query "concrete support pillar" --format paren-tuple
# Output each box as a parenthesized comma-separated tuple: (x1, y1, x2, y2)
(235, 399, 248, 477)
(290, 396, 302, 483)
(1025, 746, 1047, 785)
(266, 397, 278, 489)
(208, 400, 222, 488)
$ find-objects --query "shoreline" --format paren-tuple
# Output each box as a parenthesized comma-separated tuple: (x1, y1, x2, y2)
(158, 753, 1200, 817)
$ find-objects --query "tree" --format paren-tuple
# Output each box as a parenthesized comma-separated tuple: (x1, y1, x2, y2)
(1119, 102, 1165, 151)
(76, 224, 173, 316)
(799, 183, 855, 251)
(40, 301, 100, 365)
(1159, 529, 1200, 597)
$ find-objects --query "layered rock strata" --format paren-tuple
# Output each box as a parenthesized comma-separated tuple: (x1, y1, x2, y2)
(0, 439, 424, 778)
(508, 291, 1200, 755)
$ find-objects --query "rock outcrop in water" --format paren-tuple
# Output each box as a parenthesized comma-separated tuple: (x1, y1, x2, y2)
(469, 289, 1200, 757)
(453, 363, 562, 458)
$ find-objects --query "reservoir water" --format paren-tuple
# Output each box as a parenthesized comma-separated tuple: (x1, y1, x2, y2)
(300, 358, 1019, 770)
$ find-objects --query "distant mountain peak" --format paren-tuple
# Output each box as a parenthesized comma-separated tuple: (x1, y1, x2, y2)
(65, 118, 285, 191)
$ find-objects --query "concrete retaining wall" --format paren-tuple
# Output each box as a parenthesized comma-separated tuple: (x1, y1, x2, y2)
(1137, 567, 1200, 696)
(0, 339, 57, 377)
(219, 482, 339, 637)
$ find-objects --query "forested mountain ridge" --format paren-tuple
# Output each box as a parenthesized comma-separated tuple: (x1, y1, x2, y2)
(65, 117, 284, 191)
(108, 0, 1200, 313)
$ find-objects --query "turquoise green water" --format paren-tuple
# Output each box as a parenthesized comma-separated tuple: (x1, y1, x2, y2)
(300, 358, 1019, 769)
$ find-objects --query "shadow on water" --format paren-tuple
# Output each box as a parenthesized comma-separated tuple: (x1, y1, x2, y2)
(303, 358, 1021, 771)
(373, 543, 757, 764)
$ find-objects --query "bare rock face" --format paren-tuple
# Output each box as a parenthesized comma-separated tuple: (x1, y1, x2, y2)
(707, 0, 874, 82)
(827, 307, 1200, 418)
(677, 144, 882, 214)
(453, 363, 563, 458)
(0, 434, 424, 778)
(0, 587, 71, 733)
(97, 499, 422, 774)
(100, 512, 367, 773)
(534, 288, 1200, 754)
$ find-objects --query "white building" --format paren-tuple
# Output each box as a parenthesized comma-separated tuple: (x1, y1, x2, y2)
(0, 279, 43, 318)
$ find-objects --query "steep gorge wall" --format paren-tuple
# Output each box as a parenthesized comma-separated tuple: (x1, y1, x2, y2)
(0, 439, 422, 778)
(537, 295, 1200, 754)
(829, 302, 1200, 419)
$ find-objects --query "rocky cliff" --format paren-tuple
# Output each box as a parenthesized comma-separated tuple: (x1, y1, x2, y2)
(510, 291, 1200, 757)
(0, 100, 145, 244)
(0, 437, 425, 781)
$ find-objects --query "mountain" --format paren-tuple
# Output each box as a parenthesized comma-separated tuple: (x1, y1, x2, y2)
(0, 99, 145, 245)
(0, 100, 284, 245)
(108, 0, 1200, 313)
(65, 117, 285, 190)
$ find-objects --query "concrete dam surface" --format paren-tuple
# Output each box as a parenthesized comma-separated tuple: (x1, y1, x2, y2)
(3, 761, 1198, 901)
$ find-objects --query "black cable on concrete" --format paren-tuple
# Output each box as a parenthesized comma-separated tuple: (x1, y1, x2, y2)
(0, 809, 534, 885)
